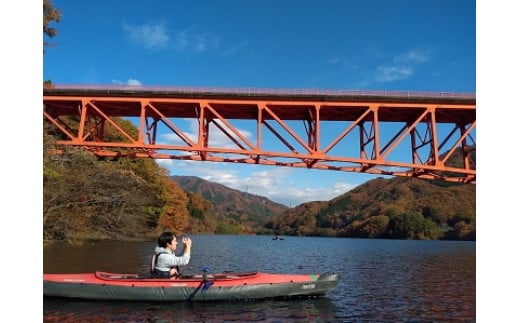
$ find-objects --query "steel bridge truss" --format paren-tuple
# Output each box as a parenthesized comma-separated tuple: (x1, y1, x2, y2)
(43, 90, 476, 184)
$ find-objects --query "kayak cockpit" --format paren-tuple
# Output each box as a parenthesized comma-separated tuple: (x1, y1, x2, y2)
(94, 271, 259, 282)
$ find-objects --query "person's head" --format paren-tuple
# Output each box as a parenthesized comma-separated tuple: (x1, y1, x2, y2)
(158, 231, 177, 249)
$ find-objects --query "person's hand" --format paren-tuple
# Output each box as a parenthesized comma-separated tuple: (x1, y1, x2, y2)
(182, 237, 192, 248)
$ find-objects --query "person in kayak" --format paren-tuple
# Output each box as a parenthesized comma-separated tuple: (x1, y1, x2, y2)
(150, 231, 192, 279)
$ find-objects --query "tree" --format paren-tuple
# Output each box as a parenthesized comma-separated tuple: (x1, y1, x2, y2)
(43, 0, 62, 51)
(387, 211, 439, 239)
(157, 179, 190, 234)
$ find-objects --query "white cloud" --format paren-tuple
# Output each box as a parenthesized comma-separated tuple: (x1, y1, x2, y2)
(270, 181, 355, 207)
(160, 119, 253, 148)
(111, 79, 143, 86)
(121, 22, 241, 55)
(373, 49, 430, 83)
(156, 159, 173, 169)
(159, 159, 357, 206)
(122, 22, 170, 50)
(394, 50, 429, 63)
(375, 66, 413, 82)
(327, 58, 341, 65)
(126, 79, 143, 86)
(208, 120, 253, 148)
(174, 28, 219, 53)
(160, 132, 197, 146)
(203, 171, 242, 188)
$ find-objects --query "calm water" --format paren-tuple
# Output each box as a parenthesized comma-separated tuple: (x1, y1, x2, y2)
(43, 235, 476, 322)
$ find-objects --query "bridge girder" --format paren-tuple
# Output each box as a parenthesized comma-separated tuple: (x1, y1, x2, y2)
(43, 86, 476, 184)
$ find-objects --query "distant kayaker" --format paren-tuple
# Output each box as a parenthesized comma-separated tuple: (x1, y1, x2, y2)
(150, 231, 192, 279)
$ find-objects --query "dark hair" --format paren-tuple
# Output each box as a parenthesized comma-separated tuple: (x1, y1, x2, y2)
(158, 231, 175, 248)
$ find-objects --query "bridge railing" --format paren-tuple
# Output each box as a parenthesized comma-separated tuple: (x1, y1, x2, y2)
(44, 84, 476, 100)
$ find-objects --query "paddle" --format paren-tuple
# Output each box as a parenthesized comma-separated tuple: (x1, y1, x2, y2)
(187, 267, 214, 301)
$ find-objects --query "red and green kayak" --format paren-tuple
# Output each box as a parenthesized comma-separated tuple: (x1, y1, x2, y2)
(43, 271, 340, 302)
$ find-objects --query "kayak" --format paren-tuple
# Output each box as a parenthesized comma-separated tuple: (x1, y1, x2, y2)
(43, 271, 340, 302)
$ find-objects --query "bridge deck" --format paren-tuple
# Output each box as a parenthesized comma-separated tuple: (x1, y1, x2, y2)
(43, 86, 475, 123)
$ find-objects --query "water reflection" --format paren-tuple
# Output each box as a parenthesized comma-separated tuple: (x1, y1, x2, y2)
(44, 297, 337, 323)
(43, 240, 154, 274)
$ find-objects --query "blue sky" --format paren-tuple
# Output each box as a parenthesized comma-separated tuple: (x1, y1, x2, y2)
(44, 0, 475, 92)
(42, 0, 476, 206)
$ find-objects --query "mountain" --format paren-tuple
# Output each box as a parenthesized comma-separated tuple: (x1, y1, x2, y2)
(172, 145, 476, 240)
(267, 176, 475, 240)
(171, 176, 288, 229)
(265, 142, 476, 240)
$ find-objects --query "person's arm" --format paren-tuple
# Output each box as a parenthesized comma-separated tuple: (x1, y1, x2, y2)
(167, 237, 191, 267)
(180, 237, 192, 257)
(164, 237, 192, 267)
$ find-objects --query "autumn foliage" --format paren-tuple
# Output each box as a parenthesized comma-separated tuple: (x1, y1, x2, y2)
(266, 176, 476, 240)
(157, 179, 190, 234)
(43, 0, 62, 50)
(43, 114, 264, 240)
(44, 115, 195, 240)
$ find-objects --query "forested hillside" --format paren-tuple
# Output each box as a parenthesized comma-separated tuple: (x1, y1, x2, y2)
(43, 119, 189, 240)
(171, 175, 288, 229)
(265, 177, 476, 240)
(43, 116, 259, 241)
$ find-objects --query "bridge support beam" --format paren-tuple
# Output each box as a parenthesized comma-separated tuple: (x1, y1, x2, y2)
(44, 87, 476, 184)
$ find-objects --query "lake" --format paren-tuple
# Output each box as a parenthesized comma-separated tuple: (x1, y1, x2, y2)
(43, 235, 476, 322)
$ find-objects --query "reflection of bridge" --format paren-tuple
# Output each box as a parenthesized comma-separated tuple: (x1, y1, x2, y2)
(43, 85, 476, 184)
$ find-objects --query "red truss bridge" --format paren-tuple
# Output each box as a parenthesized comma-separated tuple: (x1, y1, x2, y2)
(43, 85, 476, 184)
